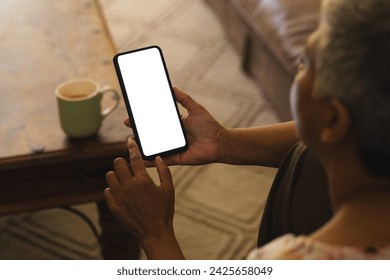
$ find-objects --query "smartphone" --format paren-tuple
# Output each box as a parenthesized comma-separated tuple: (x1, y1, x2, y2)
(113, 46, 187, 160)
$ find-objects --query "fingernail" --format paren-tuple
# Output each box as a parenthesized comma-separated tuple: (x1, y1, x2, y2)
(156, 156, 163, 163)
(127, 138, 135, 148)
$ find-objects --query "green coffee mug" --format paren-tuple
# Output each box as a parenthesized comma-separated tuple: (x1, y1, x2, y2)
(55, 78, 120, 138)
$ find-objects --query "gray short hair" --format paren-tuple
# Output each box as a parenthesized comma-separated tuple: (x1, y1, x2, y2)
(314, 0, 390, 177)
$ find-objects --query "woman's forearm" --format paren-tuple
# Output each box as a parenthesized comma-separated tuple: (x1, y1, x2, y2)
(219, 121, 299, 167)
(142, 230, 185, 260)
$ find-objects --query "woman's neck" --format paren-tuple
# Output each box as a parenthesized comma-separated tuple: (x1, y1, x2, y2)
(311, 150, 390, 247)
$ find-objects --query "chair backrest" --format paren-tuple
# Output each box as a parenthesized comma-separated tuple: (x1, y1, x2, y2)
(257, 141, 332, 246)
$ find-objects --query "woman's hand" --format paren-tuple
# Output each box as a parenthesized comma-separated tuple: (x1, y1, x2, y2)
(104, 138, 184, 259)
(125, 87, 226, 166)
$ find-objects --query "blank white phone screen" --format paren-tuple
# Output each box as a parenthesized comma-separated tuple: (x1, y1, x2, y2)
(117, 47, 186, 157)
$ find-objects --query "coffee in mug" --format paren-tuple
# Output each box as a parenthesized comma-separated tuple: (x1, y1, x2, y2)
(55, 78, 120, 138)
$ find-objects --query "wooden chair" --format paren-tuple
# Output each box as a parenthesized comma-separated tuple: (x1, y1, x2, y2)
(257, 141, 333, 246)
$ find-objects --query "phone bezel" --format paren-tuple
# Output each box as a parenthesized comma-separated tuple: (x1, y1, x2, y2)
(113, 45, 188, 161)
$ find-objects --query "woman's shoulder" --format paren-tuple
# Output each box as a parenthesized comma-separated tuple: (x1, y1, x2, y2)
(247, 234, 390, 260)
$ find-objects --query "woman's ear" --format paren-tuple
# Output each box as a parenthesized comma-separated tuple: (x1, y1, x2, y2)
(320, 98, 351, 145)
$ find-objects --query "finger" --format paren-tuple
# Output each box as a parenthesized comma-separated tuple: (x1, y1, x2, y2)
(113, 157, 133, 183)
(155, 155, 177, 167)
(124, 118, 131, 127)
(173, 87, 201, 114)
(155, 156, 174, 191)
(103, 188, 118, 213)
(127, 138, 148, 177)
(105, 170, 120, 191)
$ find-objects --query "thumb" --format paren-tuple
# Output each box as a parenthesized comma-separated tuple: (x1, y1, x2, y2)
(173, 87, 202, 114)
(155, 156, 174, 191)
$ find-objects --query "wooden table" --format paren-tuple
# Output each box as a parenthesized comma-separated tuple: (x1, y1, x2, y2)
(0, 0, 139, 259)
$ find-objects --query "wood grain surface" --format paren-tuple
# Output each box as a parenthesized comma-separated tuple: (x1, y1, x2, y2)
(0, 0, 129, 167)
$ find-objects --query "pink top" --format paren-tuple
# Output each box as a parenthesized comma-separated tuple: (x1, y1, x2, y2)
(248, 234, 390, 260)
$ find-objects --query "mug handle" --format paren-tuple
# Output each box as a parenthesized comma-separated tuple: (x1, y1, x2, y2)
(100, 86, 120, 119)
